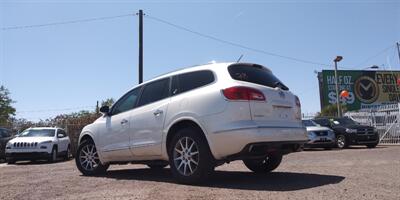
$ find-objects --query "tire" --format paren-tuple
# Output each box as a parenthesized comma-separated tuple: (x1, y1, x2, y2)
(147, 164, 168, 170)
(48, 147, 58, 163)
(64, 145, 71, 160)
(336, 135, 348, 149)
(168, 127, 215, 184)
(243, 154, 283, 173)
(7, 158, 15, 164)
(75, 140, 109, 176)
(366, 143, 378, 148)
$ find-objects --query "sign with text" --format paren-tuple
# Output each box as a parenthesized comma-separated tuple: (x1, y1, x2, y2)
(319, 70, 400, 111)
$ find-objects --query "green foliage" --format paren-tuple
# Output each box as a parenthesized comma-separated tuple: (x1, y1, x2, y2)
(318, 104, 347, 117)
(101, 98, 115, 107)
(0, 86, 16, 127)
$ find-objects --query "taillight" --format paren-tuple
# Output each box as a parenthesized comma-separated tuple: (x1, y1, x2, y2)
(295, 96, 301, 107)
(222, 86, 266, 101)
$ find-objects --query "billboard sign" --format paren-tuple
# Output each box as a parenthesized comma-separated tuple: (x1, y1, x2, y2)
(319, 70, 400, 111)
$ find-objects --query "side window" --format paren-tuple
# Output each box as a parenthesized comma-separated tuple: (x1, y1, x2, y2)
(57, 129, 67, 138)
(175, 70, 214, 94)
(137, 78, 170, 107)
(111, 87, 142, 115)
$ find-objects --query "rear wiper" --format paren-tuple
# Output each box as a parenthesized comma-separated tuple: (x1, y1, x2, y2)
(274, 81, 289, 90)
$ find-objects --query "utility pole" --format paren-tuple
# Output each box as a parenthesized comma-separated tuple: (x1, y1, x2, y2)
(138, 10, 144, 84)
(334, 56, 343, 117)
(396, 42, 400, 64)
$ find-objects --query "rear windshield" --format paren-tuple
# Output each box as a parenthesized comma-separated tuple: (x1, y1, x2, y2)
(228, 64, 288, 90)
(302, 120, 317, 127)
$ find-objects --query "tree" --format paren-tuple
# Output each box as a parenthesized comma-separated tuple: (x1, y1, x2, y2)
(101, 98, 115, 107)
(0, 85, 16, 126)
(317, 104, 347, 117)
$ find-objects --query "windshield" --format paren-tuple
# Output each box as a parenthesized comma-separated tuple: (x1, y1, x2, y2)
(332, 118, 357, 125)
(302, 120, 318, 127)
(19, 129, 55, 137)
(228, 64, 289, 90)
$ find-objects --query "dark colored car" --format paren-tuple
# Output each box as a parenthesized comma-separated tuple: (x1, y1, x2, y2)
(313, 117, 379, 149)
(0, 128, 14, 159)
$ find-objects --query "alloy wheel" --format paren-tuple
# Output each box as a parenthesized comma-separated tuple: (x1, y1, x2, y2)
(79, 144, 100, 171)
(173, 137, 200, 176)
(52, 148, 57, 161)
(337, 135, 345, 148)
(66, 147, 71, 160)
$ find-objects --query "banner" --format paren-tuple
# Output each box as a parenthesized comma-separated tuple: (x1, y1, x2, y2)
(319, 70, 400, 111)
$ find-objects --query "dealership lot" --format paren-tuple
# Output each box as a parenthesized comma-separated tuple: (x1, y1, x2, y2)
(0, 146, 399, 200)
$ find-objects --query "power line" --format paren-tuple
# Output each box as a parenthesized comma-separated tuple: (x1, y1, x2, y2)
(1, 13, 134, 31)
(355, 44, 395, 69)
(145, 14, 332, 67)
(3, 11, 390, 71)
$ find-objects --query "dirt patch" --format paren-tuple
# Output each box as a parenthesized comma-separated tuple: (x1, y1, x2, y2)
(0, 146, 399, 200)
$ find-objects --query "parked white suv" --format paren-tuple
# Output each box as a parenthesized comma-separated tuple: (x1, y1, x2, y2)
(75, 62, 307, 183)
(6, 127, 71, 164)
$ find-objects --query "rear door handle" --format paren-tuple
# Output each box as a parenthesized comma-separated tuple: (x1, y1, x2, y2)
(153, 110, 163, 116)
(120, 119, 128, 124)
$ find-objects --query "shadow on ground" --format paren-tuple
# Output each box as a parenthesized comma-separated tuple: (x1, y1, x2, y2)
(98, 168, 345, 191)
(9, 159, 72, 165)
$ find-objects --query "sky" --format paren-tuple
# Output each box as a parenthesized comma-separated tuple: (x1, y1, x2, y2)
(1, 0, 399, 121)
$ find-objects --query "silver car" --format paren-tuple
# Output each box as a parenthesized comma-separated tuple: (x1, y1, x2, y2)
(302, 120, 336, 149)
(75, 62, 307, 184)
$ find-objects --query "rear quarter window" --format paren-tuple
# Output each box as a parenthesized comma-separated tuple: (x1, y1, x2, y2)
(172, 70, 215, 95)
(228, 64, 288, 90)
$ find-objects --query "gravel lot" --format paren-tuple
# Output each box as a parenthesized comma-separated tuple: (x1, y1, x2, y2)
(0, 146, 399, 200)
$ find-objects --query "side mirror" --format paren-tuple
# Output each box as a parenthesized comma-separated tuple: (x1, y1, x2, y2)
(100, 105, 110, 115)
(57, 134, 64, 138)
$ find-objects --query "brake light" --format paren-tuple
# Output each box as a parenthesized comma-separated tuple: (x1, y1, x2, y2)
(295, 96, 301, 107)
(222, 86, 266, 101)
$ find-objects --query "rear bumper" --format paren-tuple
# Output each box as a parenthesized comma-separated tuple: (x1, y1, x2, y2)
(5, 152, 51, 161)
(305, 136, 336, 148)
(208, 126, 308, 160)
(223, 141, 306, 162)
(304, 142, 336, 148)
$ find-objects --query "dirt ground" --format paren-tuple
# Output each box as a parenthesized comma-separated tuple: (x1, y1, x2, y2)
(0, 146, 399, 200)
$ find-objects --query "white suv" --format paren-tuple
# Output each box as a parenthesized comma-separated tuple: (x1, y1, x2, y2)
(6, 127, 71, 164)
(75, 62, 307, 183)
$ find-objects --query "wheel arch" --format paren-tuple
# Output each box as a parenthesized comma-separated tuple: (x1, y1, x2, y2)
(78, 132, 96, 146)
(77, 132, 107, 165)
(164, 118, 215, 160)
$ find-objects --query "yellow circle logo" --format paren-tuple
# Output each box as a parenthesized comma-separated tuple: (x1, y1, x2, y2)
(354, 76, 379, 103)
